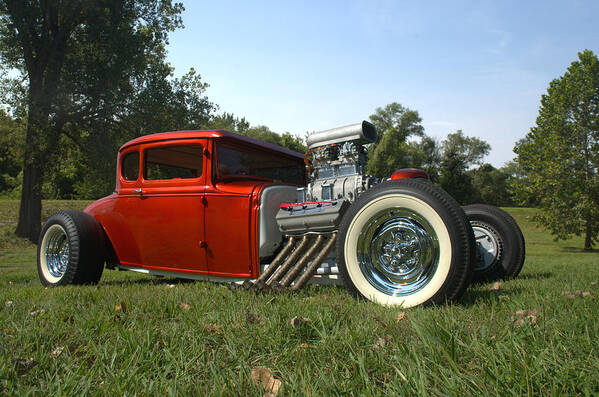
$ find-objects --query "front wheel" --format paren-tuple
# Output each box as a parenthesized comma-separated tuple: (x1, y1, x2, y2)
(337, 180, 474, 308)
(37, 210, 106, 286)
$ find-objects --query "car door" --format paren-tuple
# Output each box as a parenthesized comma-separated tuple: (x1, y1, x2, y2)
(130, 139, 208, 273)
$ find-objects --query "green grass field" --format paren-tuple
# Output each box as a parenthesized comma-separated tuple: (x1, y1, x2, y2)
(1, 201, 598, 396)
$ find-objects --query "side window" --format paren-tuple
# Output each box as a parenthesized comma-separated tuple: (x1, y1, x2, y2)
(144, 145, 203, 181)
(121, 151, 140, 181)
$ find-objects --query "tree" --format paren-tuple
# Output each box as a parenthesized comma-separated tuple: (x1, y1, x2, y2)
(367, 102, 425, 177)
(0, 0, 186, 241)
(0, 109, 24, 197)
(514, 50, 599, 250)
(439, 131, 490, 204)
(469, 163, 513, 206)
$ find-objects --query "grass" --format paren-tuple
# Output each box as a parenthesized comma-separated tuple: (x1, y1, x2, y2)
(1, 201, 598, 396)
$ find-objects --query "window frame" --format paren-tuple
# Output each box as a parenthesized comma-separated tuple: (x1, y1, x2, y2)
(140, 140, 207, 187)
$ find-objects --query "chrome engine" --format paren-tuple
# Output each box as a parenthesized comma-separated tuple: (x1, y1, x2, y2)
(250, 121, 380, 290)
(297, 121, 379, 203)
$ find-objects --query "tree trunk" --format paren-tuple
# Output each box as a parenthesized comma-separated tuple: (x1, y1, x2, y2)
(584, 217, 593, 251)
(15, 152, 43, 243)
(15, 81, 47, 243)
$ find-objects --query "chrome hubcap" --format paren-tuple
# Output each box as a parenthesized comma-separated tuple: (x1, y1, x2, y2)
(44, 226, 70, 278)
(472, 224, 499, 271)
(357, 208, 439, 296)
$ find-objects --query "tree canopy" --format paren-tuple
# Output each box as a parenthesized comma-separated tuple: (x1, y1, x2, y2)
(514, 49, 599, 250)
(439, 130, 490, 204)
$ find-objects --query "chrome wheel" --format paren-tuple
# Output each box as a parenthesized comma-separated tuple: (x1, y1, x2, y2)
(356, 208, 440, 296)
(471, 223, 500, 271)
(41, 224, 70, 280)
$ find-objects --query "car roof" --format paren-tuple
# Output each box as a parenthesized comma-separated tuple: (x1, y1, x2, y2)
(119, 130, 304, 160)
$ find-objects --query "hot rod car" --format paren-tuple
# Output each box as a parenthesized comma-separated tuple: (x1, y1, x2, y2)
(37, 121, 525, 308)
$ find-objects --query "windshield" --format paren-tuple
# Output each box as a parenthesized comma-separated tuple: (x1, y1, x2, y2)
(216, 142, 305, 185)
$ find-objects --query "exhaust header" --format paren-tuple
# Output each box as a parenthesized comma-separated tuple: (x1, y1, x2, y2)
(306, 120, 377, 149)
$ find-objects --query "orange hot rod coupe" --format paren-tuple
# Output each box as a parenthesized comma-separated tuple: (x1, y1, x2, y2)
(37, 121, 525, 308)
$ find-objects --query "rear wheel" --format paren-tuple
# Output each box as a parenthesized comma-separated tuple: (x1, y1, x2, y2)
(337, 180, 474, 307)
(37, 210, 106, 286)
(464, 204, 525, 282)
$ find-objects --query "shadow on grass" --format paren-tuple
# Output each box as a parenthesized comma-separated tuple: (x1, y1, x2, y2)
(561, 247, 599, 253)
(99, 276, 196, 287)
(460, 286, 524, 306)
(516, 271, 553, 280)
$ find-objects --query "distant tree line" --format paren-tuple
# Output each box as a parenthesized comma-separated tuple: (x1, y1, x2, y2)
(0, 96, 524, 207)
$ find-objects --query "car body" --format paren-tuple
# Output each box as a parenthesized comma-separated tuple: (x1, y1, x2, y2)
(38, 122, 525, 308)
(84, 130, 305, 281)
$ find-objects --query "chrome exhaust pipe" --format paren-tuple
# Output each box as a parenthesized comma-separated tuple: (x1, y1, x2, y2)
(266, 235, 311, 285)
(279, 235, 326, 287)
(256, 236, 297, 283)
(292, 233, 337, 291)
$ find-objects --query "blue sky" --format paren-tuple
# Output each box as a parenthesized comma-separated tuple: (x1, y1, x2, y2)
(167, 0, 599, 167)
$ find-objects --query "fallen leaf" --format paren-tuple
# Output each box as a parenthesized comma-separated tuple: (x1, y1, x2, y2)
(396, 312, 407, 322)
(12, 358, 37, 375)
(180, 303, 191, 311)
(245, 312, 262, 324)
(562, 290, 595, 299)
(115, 302, 127, 314)
(202, 323, 223, 334)
(513, 309, 538, 328)
(290, 316, 311, 327)
(373, 335, 392, 349)
(489, 282, 501, 291)
(591, 281, 597, 286)
(166, 284, 175, 289)
(251, 366, 281, 395)
(5, 301, 13, 308)
(51, 346, 64, 357)
(29, 309, 45, 317)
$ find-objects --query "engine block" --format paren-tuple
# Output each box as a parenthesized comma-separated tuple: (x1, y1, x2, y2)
(297, 121, 380, 203)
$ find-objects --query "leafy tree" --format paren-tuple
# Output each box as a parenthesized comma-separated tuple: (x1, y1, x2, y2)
(0, 109, 24, 196)
(0, 0, 187, 241)
(469, 163, 513, 206)
(514, 50, 599, 250)
(439, 131, 490, 204)
(367, 102, 425, 177)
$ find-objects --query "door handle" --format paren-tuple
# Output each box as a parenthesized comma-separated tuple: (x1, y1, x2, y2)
(133, 188, 142, 195)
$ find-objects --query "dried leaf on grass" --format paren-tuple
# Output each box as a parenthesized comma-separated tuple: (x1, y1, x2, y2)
(12, 358, 37, 375)
(396, 312, 407, 322)
(373, 335, 392, 349)
(202, 323, 223, 334)
(562, 290, 595, 299)
(290, 317, 311, 327)
(245, 312, 263, 324)
(166, 284, 176, 289)
(591, 281, 597, 286)
(295, 343, 318, 351)
(29, 309, 45, 317)
(489, 282, 502, 291)
(115, 302, 127, 314)
(301, 294, 329, 302)
(513, 309, 538, 328)
(51, 346, 64, 357)
(180, 303, 191, 311)
(5, 301, 13, 308)
(251, 366, 281, 396)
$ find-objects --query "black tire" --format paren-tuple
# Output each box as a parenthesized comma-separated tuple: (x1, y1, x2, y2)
(37, 210, 106, 286)
(337, 179, 474, 308)
(463, 204, 525, 282)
